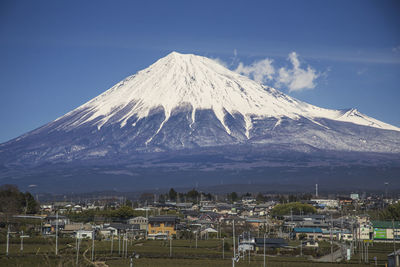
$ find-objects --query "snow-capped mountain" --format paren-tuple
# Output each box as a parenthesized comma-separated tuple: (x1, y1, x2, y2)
(54, 51, 398, 135)
(1, 51, 400, 192)
(1, 52, 400, 163)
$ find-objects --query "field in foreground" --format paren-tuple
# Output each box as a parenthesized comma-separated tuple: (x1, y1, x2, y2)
(0, 237, 394, 266)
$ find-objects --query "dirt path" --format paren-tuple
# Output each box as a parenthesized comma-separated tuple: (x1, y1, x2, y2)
(83, 246, 109, 267)
(315, 242, 347, 262)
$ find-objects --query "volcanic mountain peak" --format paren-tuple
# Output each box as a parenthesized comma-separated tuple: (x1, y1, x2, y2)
(54, 51, 398, 135)
(1, 52, 399, 193)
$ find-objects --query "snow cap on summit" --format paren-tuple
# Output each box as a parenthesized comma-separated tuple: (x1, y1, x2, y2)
(59, 52, 400, 133)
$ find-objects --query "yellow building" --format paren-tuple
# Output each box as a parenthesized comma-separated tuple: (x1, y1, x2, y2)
(148, 216, 179, 237)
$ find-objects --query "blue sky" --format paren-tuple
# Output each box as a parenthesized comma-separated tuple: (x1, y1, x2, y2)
(0, 0, 399, 143)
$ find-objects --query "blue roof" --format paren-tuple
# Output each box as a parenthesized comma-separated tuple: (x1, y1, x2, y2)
(322, 229, 351, 234)
(246, 219, 264, 223)
(293, 227, 322, 233)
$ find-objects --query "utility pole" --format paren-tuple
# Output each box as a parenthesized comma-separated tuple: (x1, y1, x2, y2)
(91, 229, 95, 261)
(123, 234, 125, 258)
(121, 234, 124, 257)
(111, 231, 114, 255)
(223, 237, 225, 259)
(393, 220, 397, 267)
(145, 202, 148, 239)
(196, 231, 198, 249)
(361, 231, 363, 262)
(357, 224, 362, 263)
(385, 182, 389, 200)
(126, 234, 128, 258)
(122, 235, 124, 258)
(263, 233, 266, 267)
(169, 236, 172, 257)
(76, 236, 80, 266)
(290, 208, 293, 222)
(20, 231, 29, 253)
(351, 221, 355, 256)
(233, 219, 236, 259)
(118, 233, 121, 256)
(6, 225, 10, 256)
(330, 214, 333, 263)
(125, 234, 127, 258)
(55, 212, 58, 256)
(20, 230, 23, 252)
(300, 238, 303, 256)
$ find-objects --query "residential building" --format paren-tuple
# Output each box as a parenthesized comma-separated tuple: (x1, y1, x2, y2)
(128, 216, 148, 230)
(148, 216, 180, 237)
(311, 199, 339, 209)
(292, 228, 323, 240)
(254, 238, 288, 251)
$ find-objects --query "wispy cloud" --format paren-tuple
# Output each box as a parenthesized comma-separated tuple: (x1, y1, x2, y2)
(235, 58, 275, 83)
(356, 68, 367, 75)
(276, 52, 319, 92)
(233, 51, 320, 92)
(212, 57, 228, 68)
(393, 45, 400, 53)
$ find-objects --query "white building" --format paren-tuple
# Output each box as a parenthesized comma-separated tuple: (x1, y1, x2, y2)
(311, 199, 339, 209)
(357, 224, 372, 240)
(128, 216, 148, 230)
(76, 230, 94, 239)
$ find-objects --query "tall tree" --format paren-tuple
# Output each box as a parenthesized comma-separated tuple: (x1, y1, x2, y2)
(169, 188, 177, 201)
(0, 185, 39, 217)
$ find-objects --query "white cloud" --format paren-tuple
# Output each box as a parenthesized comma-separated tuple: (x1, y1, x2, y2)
(392, 45, 400, 53)
(233, 48, 237, 57)
(233, 52, 320, 92)
(234, 58, 275, 83)
(212, 57, 228, 68)
(276, 52, 319, 92)
(357, 68, 367, 75)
